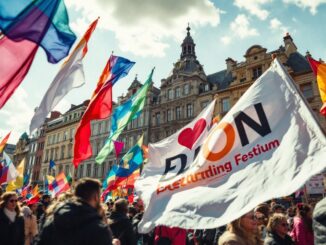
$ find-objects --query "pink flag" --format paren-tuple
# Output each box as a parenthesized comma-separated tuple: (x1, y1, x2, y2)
(113, 140, 124, 158)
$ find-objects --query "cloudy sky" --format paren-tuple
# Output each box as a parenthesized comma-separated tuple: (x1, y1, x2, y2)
(1, 0, 326, 144)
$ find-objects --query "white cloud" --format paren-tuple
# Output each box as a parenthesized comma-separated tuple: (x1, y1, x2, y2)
(269, 18, 289, 36)
(66, 0, 221, 57)
(231, 15, 259, 39)
(233, 0, 272, 20)
(283, 0, 326, 15)
(221, 36, 231, 45)
(0, 87, 34, 144)
(220, 15, 258, 45)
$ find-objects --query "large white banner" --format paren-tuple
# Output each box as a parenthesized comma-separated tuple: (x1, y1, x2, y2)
(135, 59, 326, 233)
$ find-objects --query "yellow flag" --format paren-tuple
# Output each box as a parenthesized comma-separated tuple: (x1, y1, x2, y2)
(32, 184, 39, 196)
(6, 158, 25, 191)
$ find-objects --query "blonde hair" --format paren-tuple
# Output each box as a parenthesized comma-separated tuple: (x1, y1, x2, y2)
(227, 215, 262, 245)
(266, 213, 287, 233)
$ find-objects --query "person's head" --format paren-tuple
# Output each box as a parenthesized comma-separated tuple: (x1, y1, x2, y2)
(42, 194, 51, 204)
(272, 204, 286, 214)
(287, 206, 296, 218)
(227, 211, 259, 244)
(297, 203, 312, 219)
(74, 178, 101, 209)
(128, 206, 137, 219)
(267, 213, 289, 238)
(21, 206, 32, 218)
(113, 199, 128, 214)
(0, 192, 20, 215)
(255, 203, 270, 219)
(296, 203, 313, 232)
(28, 203, 38, 213)
(255, 212, 267, 226)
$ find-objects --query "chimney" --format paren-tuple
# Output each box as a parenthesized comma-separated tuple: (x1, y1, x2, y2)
(225, 57, 236, 73)
(283, 32, 297, 56)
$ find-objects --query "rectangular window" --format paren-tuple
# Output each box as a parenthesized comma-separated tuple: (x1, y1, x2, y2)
(300, 83, 313, 99)
(184, 84, 190, 95)
(175, 87, 181, 98)
(167, 109, 172, 122)
(155, 112, 160, 126)
(186, 104, 193, 118)
(94, 165, 98, 178)
(168, 89, 174, 100)
(252, 66, 262, 79)
(221, 98, 230, 112)
(86, 164, 92, 177)
(176, 106, 181, 120)
(65, 165, 70, 176)
(204, 84, 210, 92)
(79, 165, 84, 178)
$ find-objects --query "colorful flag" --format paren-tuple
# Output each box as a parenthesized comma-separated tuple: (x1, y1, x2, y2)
(73, 55, 135, 168)
(135, 59, 326, 233)
(102, 165, 118, 189)
(0, 152, 19, 185)
(31, 184, 39, 197)
(52, 172, 70, 196)
(45, 175, 55, 192)
(29, 19, 98, 133)
(121, 135, 143, 167)
(96, 69, 154, 164)
(307, 57, 326, 115)
(0, 0, 76, 109)
(0, 132, 11, 153)
(49, 160, 56, 170)
(142, 145, 149, 159)
(113, 140, 124, 158)
(6, 158, 25, 191)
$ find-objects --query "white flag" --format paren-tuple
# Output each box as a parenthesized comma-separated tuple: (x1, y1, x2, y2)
(29, 19, 98, 133)
(135, 59, 326, 233)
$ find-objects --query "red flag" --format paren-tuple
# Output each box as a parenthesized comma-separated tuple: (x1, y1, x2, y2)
(73, 56, 134, 168)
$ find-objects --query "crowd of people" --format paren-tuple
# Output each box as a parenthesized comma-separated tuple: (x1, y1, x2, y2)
(0, 177, 325, 245)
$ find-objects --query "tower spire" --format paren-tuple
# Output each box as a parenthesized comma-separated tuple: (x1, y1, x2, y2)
(180, 24, 196, 59)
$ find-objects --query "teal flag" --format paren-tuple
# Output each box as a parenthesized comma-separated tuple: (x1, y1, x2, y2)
(96, 69, 154, 164)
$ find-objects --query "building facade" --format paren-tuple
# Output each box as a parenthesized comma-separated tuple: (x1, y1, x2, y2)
(36, 27, 325, 183)
(40, 101, 89, 182)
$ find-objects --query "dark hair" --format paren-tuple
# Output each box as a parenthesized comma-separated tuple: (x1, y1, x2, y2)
(74, 178, 101, 202)
(272, 204, 285, 213)
(296, 203, 313, 232)
(113, 199, 128, 214)
(0, 192, 21, 216)
(128, 206, 137, 216)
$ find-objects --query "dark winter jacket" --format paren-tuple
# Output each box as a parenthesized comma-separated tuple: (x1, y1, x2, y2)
(264, 232, 294, 245)
(34, 200, 112, 245)
(108, 211, 137, 245)
(0, 208, 25, 245)
(313, 197, 326, 245)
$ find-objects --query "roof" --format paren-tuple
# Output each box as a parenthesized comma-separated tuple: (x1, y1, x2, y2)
(207, 69, 233, 90)
(285, 52, 312, 74)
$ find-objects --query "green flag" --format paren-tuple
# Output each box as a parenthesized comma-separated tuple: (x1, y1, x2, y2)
(95, 68, 154, 164)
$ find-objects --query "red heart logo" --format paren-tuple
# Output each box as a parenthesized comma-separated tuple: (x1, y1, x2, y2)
(178, 119, 207, 150)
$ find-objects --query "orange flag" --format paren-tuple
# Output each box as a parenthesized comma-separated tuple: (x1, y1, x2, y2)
(307, 57, 326, 115)
(31, 184, 39, 197)
(0, 132, 11, 153)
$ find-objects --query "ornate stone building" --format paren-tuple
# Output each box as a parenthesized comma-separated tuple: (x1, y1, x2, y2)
(40, 101, 89, 182)
(150, 28, 326, 143)
(12, 133, 30, 170)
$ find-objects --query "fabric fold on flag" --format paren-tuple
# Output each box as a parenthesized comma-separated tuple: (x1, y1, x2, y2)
(135, 59, 326, 233)
(113, 140, 124, 158)
(0, 151, 19, 184)
(307, 57, 326, 115)
(6, 158, 25, 191)
(29, 19, 98, 133)
(0, 0, 76, 109)
(96, 69, 154, 164)
(73, 55, 135, 168)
